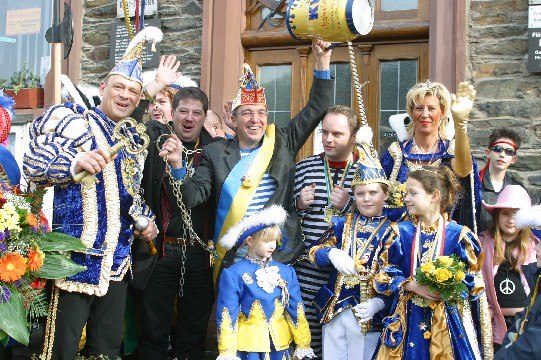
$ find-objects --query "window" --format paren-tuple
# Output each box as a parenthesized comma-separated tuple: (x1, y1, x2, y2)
(381, 0, 418, 11)
(0, 0, 52, 84)
(379, 60, 418, 152)
(259, 65, 292, 128)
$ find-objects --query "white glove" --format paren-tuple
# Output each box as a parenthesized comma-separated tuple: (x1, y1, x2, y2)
(353, 298, 385, 323)
(328, 248, 356, 275)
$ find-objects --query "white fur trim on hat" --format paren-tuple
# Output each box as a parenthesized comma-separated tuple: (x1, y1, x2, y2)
(220, 205, 287, 250)
(123, 26, 163, 57)
(356, 125, 373, 145)
(515, 205, 541, 230)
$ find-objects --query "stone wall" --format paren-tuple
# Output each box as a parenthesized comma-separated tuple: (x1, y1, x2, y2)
(468, 0, 541, 201)
(81, 0, 203, 86)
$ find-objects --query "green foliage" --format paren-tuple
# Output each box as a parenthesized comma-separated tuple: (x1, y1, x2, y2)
(25, 289, 48, 322)
(33, 253, 86, 279)
(2, 63, 41, 94)
(0, 291, 29, 345)
(37, 232, 88, 252)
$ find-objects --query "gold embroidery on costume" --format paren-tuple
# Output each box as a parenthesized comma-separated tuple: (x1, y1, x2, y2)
(388, 142, 403, 182)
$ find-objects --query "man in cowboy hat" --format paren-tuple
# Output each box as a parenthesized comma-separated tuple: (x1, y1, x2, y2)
(161, 39, 334, 281)
(24, 27, 161, 359)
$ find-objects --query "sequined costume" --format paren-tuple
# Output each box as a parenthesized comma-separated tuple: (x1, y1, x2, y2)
(23, 103, 152, 296)
(216, 257, 312, 360)
(380, 139, 482, 232)
(373, 220, 492, 360)
(309, 212, 391, 327)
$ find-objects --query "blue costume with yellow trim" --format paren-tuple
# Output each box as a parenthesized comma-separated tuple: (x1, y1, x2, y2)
(373, 220, 492, 360)
(23, 103, 152, 296)
(216, 257, 312, 360)
(309, 212, 391, 328)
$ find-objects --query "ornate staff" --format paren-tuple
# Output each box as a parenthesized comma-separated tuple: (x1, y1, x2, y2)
(73, 118, 154, 254)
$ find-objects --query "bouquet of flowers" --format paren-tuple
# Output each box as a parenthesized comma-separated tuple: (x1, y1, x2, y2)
(413, 255, 467, 305)
(0, 180, 86, 346)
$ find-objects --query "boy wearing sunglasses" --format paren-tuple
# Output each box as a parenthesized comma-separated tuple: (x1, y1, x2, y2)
(478, 127, 528, 232)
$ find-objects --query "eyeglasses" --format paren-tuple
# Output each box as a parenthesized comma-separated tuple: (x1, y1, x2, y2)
(491, 145, 516, 157)
(238, 109, 268, 119)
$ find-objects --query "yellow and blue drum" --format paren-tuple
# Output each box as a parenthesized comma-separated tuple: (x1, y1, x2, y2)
(286, 0, 374, 42)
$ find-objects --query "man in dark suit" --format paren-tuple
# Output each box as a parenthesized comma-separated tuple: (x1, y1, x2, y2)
(133, 86, 219, 360)
(495, 241, 541, 359)
(161, 39, 334, 280)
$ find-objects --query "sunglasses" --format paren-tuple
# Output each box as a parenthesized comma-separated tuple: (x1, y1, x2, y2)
(491, 145, 516, 157)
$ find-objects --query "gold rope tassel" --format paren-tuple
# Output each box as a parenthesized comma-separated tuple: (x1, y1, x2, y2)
(122, 0, 134, 40)
(41, 285, 60, 360)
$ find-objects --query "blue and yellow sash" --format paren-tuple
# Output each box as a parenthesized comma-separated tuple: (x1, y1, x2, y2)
(213, 125, 276, 281)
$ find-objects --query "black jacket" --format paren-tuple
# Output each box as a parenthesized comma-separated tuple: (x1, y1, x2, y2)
(180, 76, 334, 267)
(130, 120, 220, 289)
(496, 263, 541, 359)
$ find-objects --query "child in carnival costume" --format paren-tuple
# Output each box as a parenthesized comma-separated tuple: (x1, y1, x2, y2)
(308, 141, 392, 360)
(216, 205, 315, 360)
(373, 166, 492, 360)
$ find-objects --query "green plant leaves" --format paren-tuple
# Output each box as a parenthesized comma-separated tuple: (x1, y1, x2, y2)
(33, 253, 86, 279)
(36, 232, 88, 252)
(0, 291, 29, 345)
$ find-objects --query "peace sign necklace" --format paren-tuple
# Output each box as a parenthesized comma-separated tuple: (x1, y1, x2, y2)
(499, 262, 516, 295)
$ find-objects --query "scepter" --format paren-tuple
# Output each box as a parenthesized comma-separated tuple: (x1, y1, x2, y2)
(73, 118, 155, 255)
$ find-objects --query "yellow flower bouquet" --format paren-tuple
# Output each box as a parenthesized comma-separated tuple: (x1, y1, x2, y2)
(0, 181, 86, 346)
(413, 255, 468, 305)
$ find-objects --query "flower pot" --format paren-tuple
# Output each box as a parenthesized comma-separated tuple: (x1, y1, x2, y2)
(4, 88, 44, 109)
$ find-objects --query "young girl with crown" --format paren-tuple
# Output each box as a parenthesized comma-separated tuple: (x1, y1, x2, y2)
(215, 205, 315, 360)
(373, 166, 492, 360)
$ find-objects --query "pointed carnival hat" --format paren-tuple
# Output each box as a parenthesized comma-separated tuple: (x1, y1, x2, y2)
(108, 26, 163, 85)
(351, 141, 389, 187)
(482, 185, 532, 215)
(231, 64, 266, 113)
(220, 205, 287, 250)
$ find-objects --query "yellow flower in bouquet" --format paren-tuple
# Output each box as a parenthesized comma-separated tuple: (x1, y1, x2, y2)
(413, 255, 468, 303)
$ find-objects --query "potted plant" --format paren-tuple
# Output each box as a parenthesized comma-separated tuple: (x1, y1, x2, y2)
(2, 64, 44, 109)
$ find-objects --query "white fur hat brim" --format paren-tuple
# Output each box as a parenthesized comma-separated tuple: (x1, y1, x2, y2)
(220, 205, 287, 250)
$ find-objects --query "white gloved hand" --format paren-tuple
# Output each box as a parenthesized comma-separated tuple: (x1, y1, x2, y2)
(328, 248, 356, 275)
(353, 298, 385, 323)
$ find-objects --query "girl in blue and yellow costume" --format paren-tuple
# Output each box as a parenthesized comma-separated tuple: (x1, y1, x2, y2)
(381, 81, 482, 233)
(373, 166, 492, 360)
(308, 142, 392, 360)
(216, 205, 315, 360)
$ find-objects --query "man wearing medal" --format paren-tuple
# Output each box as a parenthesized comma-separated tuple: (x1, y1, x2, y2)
(163, 39, 334, 282)
(133, 85, 221, 359)
(293, 105, 361, 357)
(23, 28, 160, 359)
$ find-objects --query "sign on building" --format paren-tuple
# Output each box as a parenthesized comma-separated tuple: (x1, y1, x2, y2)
(528, 5, 541, 72)
(109, 18, 162, 68)
(116, 0, 158, 18)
